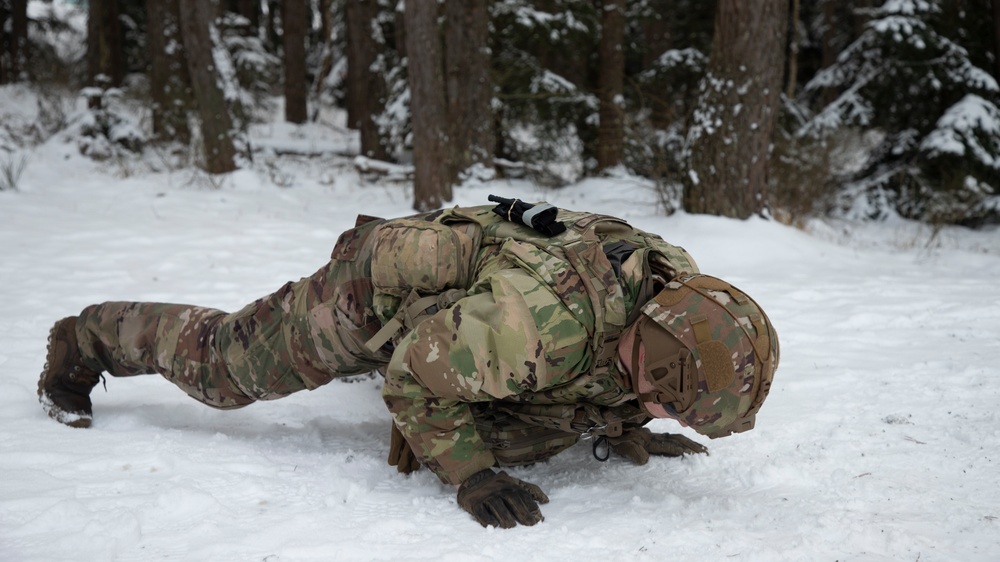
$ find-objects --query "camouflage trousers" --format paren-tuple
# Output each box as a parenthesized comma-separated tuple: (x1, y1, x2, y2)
(73, 220, 391, 409)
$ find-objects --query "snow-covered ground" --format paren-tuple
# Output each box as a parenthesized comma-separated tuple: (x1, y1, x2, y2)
(2, 104, 1000, 561)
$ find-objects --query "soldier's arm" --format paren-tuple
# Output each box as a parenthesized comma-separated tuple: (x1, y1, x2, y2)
(381, 269, 591, 485)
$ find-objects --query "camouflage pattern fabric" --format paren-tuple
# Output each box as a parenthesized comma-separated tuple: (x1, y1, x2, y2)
(379, 207, 699, 484)
(65, 205, 700, 486)
(639, 274, 779, 438)
(74, 219, 390, 408)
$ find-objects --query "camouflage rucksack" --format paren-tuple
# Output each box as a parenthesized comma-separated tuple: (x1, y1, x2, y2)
(363, 204, 698, 364)
(361, 203, 704, 464)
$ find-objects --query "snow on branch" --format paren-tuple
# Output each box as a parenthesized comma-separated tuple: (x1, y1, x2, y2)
(921, 94, 1000, 170)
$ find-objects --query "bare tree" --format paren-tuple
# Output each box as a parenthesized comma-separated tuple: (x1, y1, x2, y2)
(596, 0, 625, 171)
(313, 0, 334, 106)
(146, 0, 192, 143)
(404, 0, 449, 211)
(683, 0, 788, 218)
(787, 0, 801, 99)
(178, 0, 237, 173)
(264, 0, 281, 52)
(0, 3, 15, 82)
(87, 0, 125, 89)
(8, 0, 27, 81)
(444, 0, 494, 177)
(0, 5, 5, 83)
(993, 0, 1000, 81)
(283, 0, 308, 123)
(346, 0, 389, 160)
(344, 0, 365, 133)
(318, 0, 332, 45)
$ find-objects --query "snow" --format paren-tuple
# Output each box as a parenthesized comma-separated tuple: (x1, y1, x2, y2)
(529, 69, 580, 96)
(875, 0, 939, 17)
(642, 47, 706, 76)
(2, 105, 1000, 562)
(921, 94, 1000, 168)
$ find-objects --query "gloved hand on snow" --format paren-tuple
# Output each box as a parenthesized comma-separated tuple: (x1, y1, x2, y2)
(387, 422, 421, 474)
(607, 427, 708, 465)
(456, 469, 549, 528)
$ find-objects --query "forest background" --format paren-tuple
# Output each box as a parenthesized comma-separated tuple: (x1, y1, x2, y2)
(0, 0, 998, 226)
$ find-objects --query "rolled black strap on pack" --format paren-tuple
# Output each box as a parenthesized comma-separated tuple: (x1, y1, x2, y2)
(488, 194, 566, 236)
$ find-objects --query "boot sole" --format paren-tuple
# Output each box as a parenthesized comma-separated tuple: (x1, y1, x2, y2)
(38, 390, 93, 428)
(37, 318, 93, 429)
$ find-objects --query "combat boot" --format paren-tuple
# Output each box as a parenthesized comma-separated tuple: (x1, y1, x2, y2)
(37, 317, 103, 428)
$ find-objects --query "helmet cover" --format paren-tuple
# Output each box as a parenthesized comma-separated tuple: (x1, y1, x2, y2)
(626, 274, 779, 438)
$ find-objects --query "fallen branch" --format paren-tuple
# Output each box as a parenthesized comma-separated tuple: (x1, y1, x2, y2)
(354, 156, 414, 181)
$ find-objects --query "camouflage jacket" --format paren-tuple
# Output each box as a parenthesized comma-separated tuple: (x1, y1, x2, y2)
(376, 205, 699, 485)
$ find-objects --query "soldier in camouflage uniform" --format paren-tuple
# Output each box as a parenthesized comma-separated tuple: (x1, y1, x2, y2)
(38, 201, 779, 529)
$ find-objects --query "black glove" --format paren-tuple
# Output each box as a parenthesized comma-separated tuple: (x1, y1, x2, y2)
(387, 422, 421, 474)
(456, 469, 549, 528)
(608, 427, 709, 465)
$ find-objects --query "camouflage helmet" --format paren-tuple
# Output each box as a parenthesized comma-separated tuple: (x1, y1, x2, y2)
(623, 274, 779, 438)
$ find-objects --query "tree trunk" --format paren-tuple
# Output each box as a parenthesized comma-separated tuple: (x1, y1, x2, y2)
(223, 0, 260, 31)
(319, 0, 332, 45)
(344, 1, 362, 130)
(820, 0, 836, 69)
(1, 4, 11, 83)
(642, 7, 671, 70)
(786, 0, 800, 99)
(819, 0, 838, 106)
(264, 0, 281, 52)
(0, 18, 4, 84)
(146, 0, 192, 143)
(345, 0, 390, 159)
(596, 0, 625, 171)
(283, 0, 308, 123)
(993, 0, 1000, 82)
(404, 0, 450, 211)
(852, 0, 873, 41)
(640, 6, 671, 127)
(178, 0, 237, 174)
(8, 0, 27, 81)
(225, 0, 259, 27)
(312, 0, 334, 119)
(87, 0, 125, 88)
(683, 0, 788, 218)
(444, 0, 494, 177)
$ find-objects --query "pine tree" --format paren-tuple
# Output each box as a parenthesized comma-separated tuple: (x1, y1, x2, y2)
(801, 0, 1000, 223)
(490, 1, 600, 182)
